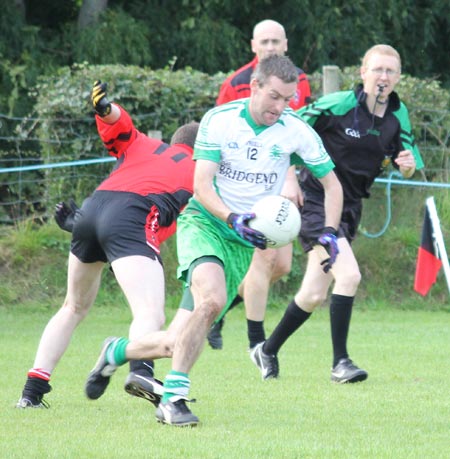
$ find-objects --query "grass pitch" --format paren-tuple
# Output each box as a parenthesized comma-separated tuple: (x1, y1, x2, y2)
(1, 304, 449, 458)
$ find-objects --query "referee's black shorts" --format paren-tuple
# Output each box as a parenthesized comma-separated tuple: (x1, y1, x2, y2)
(71, 190, 162, 264)
(299, 189, 362, 253)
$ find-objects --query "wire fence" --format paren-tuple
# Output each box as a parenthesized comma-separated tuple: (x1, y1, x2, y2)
(0, 105, 449, 235)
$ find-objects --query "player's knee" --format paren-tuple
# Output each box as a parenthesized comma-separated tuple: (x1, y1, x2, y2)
(196, 298, 224, 324)
(350, 269, 362, 289)
(335, 268, 361, 293)
(296, 291, 326, 311)
(253, 247, 278, 271)
(271, 258, 292, 281)
(269, 247, 292, 282)
(62, 298, 91, 320)
(308, 292, 327, 308)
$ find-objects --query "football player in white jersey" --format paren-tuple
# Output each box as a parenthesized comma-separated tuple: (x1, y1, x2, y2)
(85, 55, 343, 426)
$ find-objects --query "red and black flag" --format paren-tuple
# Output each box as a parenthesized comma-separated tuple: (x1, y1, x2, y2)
(414, 206, 442, 296)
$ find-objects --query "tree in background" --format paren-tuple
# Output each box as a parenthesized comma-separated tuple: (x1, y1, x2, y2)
(78, 0, 108, 29)
(0, 0, 449, 118)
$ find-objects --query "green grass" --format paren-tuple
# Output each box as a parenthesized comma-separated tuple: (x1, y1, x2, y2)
(1, 304, 449, 459)
(1, 204, 449, 308)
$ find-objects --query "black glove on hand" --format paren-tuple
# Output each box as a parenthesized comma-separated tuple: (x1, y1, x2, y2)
(226, 212, 267, 250)
(54, 199, 81, 233)
(317, 227, 339, 273)
(91, 80, 111, 117)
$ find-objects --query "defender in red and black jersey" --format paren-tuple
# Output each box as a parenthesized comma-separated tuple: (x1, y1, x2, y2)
(74, 104, 196, 260)
(16, 81, 199, 410)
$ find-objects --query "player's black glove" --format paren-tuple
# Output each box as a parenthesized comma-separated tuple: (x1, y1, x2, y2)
(91, 80, 111, 117)
(227, 212, 267, 250)
(317, 227, 339, 273)
(54, 199, 81, 233)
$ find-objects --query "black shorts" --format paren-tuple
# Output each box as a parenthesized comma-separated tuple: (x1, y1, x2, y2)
(299, 189, 362, 252)
(71, 190, 162, 264)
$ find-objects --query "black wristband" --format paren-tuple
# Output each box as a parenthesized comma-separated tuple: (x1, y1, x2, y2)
(226, 213, 237, 228)
(322, 226, 337, 236)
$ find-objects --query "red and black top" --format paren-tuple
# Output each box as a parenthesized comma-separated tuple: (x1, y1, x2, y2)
(95, 105, 195, 240)
(216, 56, 311, 109)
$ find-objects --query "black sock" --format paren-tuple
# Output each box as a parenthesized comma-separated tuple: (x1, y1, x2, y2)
(247, 319, 265, 349)
(22, 377, 52, 402)
(264, 300, 311, 355)
(129, 359, 155, 376)
(330, 294, 354, 367)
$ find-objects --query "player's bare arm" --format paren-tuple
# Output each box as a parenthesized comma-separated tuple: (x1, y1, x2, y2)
(318, 170, 343, 229)
(193, 159, 232, 221)
(281, 166, 303, 207)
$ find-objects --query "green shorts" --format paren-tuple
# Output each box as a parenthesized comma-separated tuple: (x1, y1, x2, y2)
(177, 210, 254, 321)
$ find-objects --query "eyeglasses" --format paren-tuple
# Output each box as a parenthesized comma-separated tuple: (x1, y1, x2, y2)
(369, 67, 398, 76)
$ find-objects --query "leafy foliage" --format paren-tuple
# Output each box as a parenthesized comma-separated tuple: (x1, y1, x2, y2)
(70, 7, 154, 66)
(16, 63, 225, 206)
(1, 61, 447, 223)
(0, 0, 449, 121)
(0, 219, 122, 305)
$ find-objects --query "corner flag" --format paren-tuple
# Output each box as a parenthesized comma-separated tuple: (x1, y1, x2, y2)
(414, 198, 446, 296)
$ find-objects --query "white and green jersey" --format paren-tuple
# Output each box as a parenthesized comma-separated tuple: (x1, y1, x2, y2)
(194, 98, 334, 214)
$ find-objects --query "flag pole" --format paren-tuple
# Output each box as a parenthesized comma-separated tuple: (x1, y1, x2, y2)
(426, 196, 450, 294)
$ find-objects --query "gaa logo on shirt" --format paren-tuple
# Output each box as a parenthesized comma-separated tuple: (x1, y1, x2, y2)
(345, 128, 360, 138)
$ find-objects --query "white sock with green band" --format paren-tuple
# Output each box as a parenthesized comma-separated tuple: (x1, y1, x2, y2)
(162, 370, 190, 403)
(105, 337, 129, 366)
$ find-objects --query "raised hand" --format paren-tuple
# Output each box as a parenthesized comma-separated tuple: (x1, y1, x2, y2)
(91, 80, 111, 117)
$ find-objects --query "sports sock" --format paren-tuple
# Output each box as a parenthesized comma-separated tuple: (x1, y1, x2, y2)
(330, 294, 354, 367)
(129, 359, 155, 377)
(105, 337, 129, 366)
(247, 319, 265, 349)
(162, 370, 190, 403)
(22, 373, 52, 402)
(27, 368, 51, 381)
(264, 300, 311, 355)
